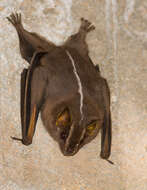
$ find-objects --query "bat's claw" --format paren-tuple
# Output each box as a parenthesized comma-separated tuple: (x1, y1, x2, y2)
(80, 18, 95, 32)
(100, 151, 114, 164)
(11, 136, 32, 146)
(11, 136, 22, 142)
(106, 159, 114, 165)
(7, 12, 22, 27)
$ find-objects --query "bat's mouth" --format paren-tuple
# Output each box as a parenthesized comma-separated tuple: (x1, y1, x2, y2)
(59, 124, 85, 156)
(63, 143, 79, 156)
(59, 141, 80, 156)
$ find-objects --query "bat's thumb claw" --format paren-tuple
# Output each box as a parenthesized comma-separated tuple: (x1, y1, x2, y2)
(10, 136, 22, 142)
(106, 159, 114, 165)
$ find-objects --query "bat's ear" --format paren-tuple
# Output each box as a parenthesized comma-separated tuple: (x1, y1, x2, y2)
(56, 108, 71, 127)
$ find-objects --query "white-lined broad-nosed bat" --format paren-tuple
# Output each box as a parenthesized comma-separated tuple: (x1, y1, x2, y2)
(7, 13, 113, 163)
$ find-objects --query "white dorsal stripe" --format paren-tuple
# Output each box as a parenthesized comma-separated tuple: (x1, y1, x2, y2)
(66, 50, 84, 123)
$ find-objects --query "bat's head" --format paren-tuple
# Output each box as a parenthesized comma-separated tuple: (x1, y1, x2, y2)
(55, 107, 101, 156)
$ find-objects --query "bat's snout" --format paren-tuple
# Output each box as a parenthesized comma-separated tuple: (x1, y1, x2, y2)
(63, 143, 79, 156)
(59, 123, 85, 156)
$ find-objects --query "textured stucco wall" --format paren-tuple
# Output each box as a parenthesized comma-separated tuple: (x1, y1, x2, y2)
(0, 0, 147, 189)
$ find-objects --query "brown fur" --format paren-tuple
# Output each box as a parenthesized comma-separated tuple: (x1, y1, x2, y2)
(8, 13, 112, 161)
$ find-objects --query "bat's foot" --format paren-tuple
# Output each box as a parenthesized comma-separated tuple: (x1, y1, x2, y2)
(7, 12, 22, 28)
(80, 18, 95, 33)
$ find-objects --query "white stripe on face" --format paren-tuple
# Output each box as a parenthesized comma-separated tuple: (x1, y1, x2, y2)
(66, 50, 84, 123)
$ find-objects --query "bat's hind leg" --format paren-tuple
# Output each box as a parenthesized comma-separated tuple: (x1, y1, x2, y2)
(7, 12, 35, 62)
(7, 12, 55, 63)
(65, 18, 95, 58)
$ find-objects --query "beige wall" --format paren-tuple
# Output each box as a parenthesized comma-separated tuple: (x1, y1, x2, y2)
(0, 0, 147, 189)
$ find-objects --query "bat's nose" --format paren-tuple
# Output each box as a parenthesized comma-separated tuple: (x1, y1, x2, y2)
(67, 144, 76, 153)
(64, 143, 79, 156)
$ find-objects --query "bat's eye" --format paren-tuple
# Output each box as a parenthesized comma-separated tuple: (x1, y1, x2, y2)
(56, 108, 71, 127)
(87, 121, 97, 135)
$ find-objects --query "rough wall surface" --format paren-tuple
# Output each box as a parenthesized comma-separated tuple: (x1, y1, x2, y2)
(0, 0, 147, 189)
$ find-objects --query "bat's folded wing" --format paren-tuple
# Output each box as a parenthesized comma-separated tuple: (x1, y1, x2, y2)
(100, 79, 112, 162)
(20, 51, 47, 145)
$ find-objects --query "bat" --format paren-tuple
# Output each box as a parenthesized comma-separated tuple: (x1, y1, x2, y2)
(7, 13, 113, 164)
